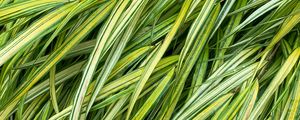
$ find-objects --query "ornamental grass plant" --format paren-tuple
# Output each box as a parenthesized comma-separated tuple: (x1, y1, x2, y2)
(0, 0, 300, 119)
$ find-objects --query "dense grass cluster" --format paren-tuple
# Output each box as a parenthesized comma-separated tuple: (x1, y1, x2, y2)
(0, 0, 300, 119)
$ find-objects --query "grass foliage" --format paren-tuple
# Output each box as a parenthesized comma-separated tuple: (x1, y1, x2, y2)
(0, 0, 300, 119)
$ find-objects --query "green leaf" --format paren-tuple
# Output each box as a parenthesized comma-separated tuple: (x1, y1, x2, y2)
(85, 0, 149, 115)
(0, 0, 68, 24)
(250, 48, 300, 119)
(132, 68, 174, 120)
(126, 0, 193, 119)
(0, 2, 75, 66)
(2, 1, 114, 112)
(192, 93, 233, 120)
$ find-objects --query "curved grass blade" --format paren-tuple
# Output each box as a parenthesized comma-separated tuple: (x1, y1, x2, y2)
(227, 0, 268, 16)
(17, 40, 96, 69)
(223, 0, 282, 40)
(132, 68, 174, 120)
(192, 93, 233, 120)
(213, 0, 247, 69)
(103, 96, 129, 120)
(210, 0, 236, 38)
(126, 0, 193, 119)
(249, 48, 300, 119)
(2, 1, 114, 112)
(172, 1, 221, 118)
(0, 2, 75, 66)
(70, 0, 133, 119)
(85, 0, 149, 115)
(176, 61, 265, 119)
(49, 56, 178, 120)
(190, 45, 209, 94)
(237, 80, 259, 120)
(37, 0, 98, 58)
(0, 0, 68, 24)
(218, 84, 252, 120)
(285, 67, 300, 119)
(49, 66, 59, 113)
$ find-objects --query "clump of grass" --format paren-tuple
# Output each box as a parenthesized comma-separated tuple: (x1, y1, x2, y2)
(0, 0, 300, 119)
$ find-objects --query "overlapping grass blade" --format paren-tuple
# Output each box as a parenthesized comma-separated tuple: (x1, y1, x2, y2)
(0, 0, 68, 24)
(0, 2, 75, 66)
(1, 0, 300, 119)
(85, 0, 149, 115)
(126, 0, 193, 119)
(1, 1, 114, 115)
(250, 48, 300, 119)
